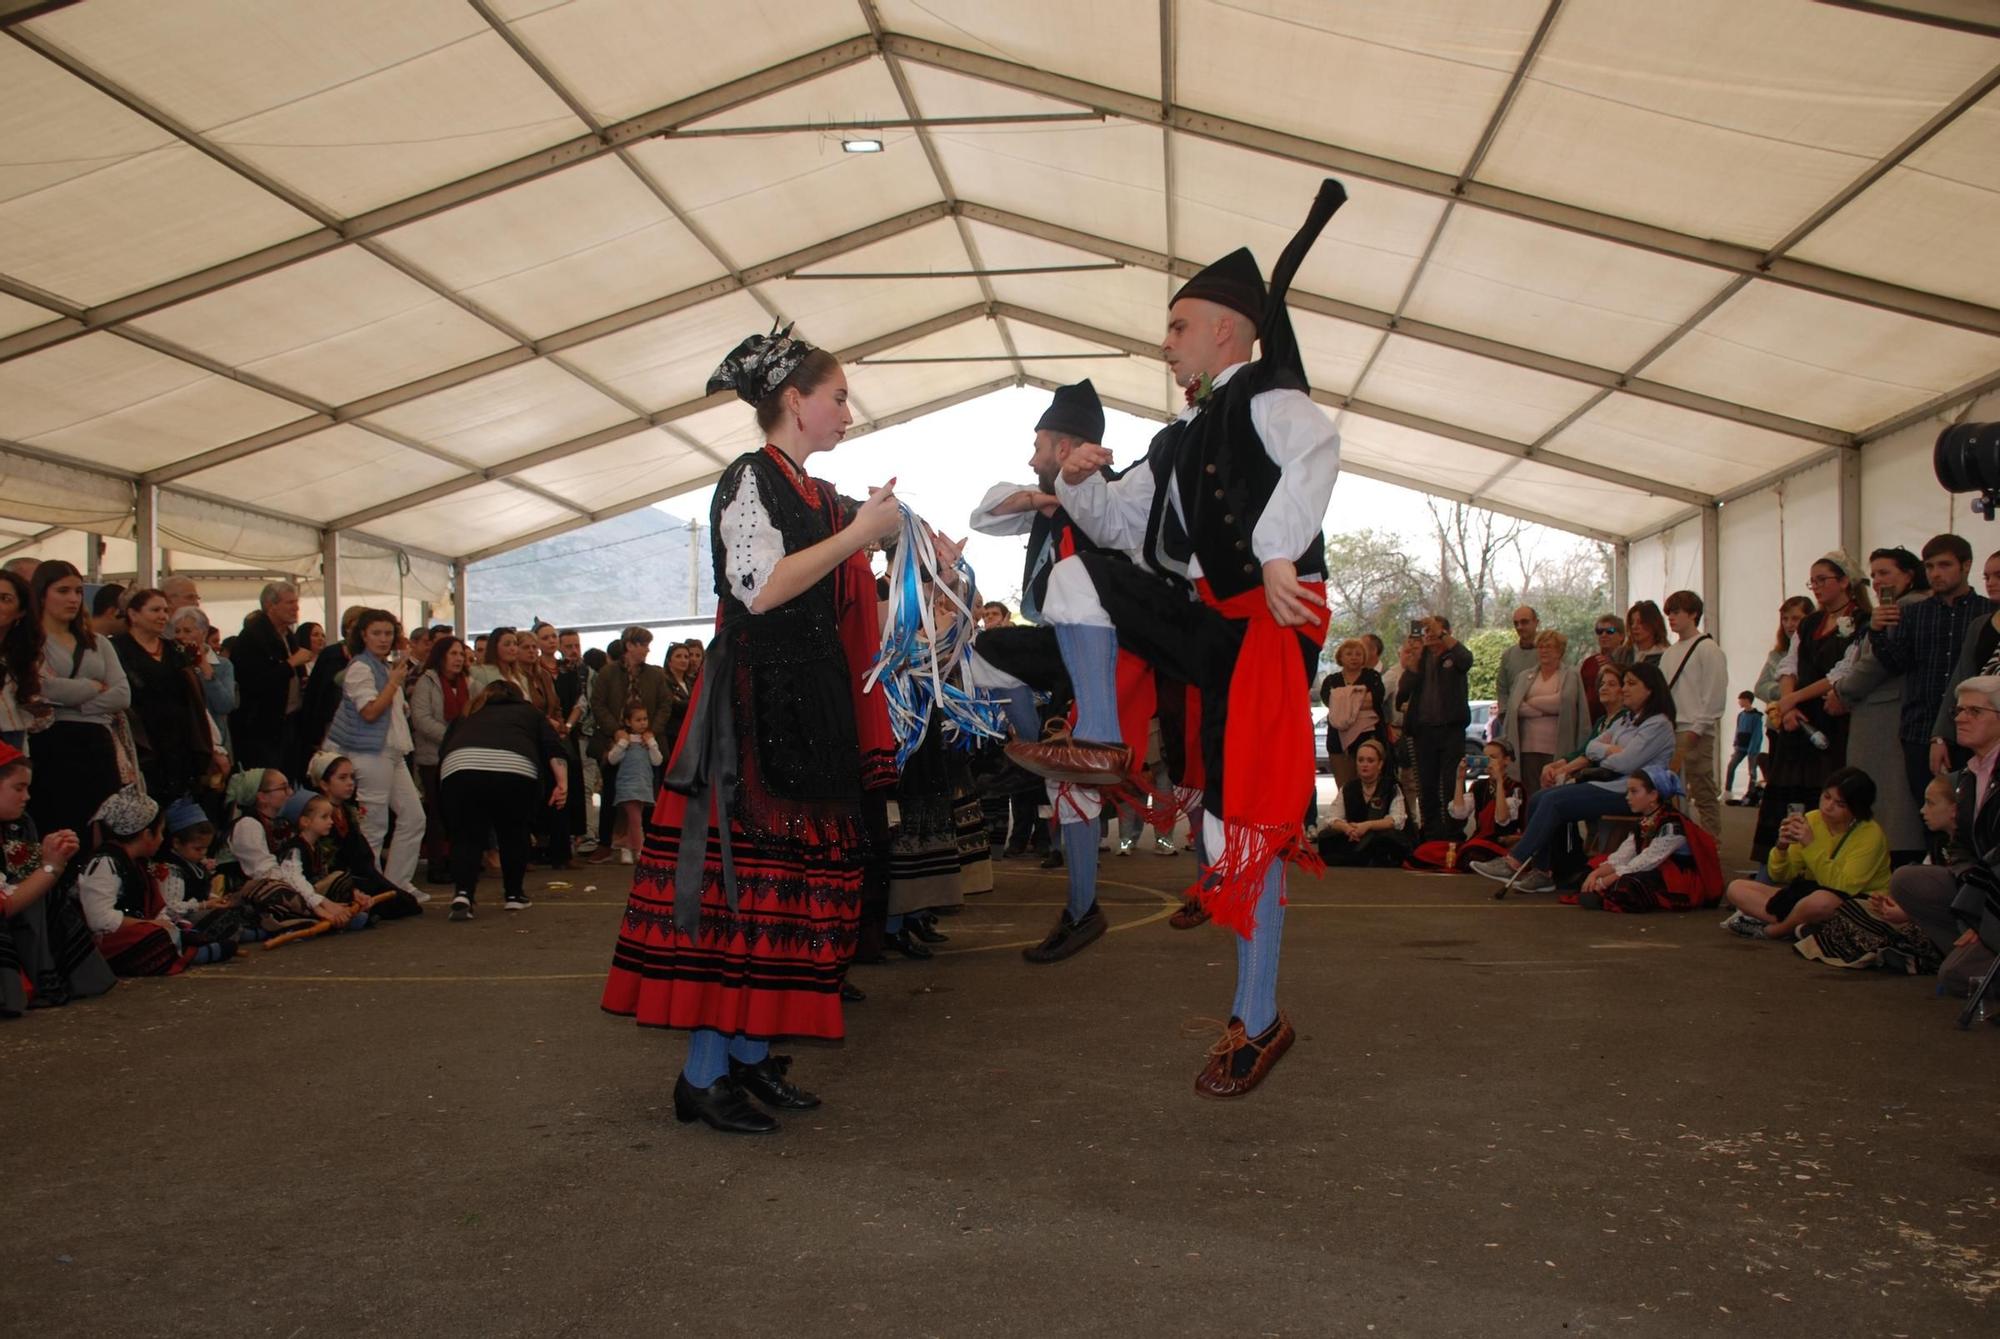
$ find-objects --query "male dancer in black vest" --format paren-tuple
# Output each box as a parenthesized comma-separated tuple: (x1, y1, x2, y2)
(1008, 186, 1345, 1097)
(967, 380, 1132, 962)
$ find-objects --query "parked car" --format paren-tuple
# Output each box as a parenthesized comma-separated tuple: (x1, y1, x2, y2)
(1312, 706, 1330, 773)
(1464, 699, 1496, 777)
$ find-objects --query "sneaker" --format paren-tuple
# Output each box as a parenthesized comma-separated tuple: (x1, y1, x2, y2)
(1720, 910, 1766, 939)
(1469, 857, 1515, 882)
(1116, 837, 1135, 857)
(1153, 836, 1178, 857)
(618, 848, 634, 865)
(1511, 868, 1554, 893)
(575, 836, 599, 855)
(449, 895, 474, 922)
(505, 894, 532, 911)
(406, 887, 431, 904)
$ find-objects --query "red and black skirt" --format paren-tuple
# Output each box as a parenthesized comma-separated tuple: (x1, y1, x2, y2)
(601, 655, 866, 1041)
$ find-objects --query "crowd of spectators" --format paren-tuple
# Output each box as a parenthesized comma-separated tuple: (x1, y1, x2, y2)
(0, 551, 707, 1014)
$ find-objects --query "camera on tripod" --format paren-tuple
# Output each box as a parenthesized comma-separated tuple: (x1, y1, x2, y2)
(1935, 422, 2000, 520)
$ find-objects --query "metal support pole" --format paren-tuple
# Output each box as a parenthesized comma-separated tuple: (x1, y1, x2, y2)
(83, 531, 100, 581)
(134, 484, 159, 588)
(1700, 505, 1722, 633)
(1838, 448, 1863, 562)
(452, 559, 469, 636)
(321, 530, 342, 633)
(688, 520, 700, 617)
(1612, 541, 1629, 614)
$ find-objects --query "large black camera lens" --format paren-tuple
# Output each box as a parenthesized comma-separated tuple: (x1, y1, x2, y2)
(1936, 421, 2000, 493)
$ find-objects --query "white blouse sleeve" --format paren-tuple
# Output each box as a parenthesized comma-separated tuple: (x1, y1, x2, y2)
(1620, 828, 1689, 875)
(1386, 791, 1407, 831)
(718, 469, 787, 612)
(277, 849, 324, 907)
(1777, 631, 1801, 681)
(969, 482, 1039, 537)
(1603, 834, 1641, 875)
(231, 817, 276, 879)
(77, 856, 125, 935)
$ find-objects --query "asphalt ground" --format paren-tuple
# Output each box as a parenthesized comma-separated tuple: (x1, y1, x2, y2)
(4, 806, 1996, 1338)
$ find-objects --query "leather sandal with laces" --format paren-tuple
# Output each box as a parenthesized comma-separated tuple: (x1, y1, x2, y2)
(1168, 896, 1210, 930)
(1193, 1012, 1296, 1099)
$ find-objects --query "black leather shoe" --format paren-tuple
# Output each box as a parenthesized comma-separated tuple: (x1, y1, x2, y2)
(730, 1055, 822, 1110)
(840, 979, 866, 1003)
(909, 914, 949, 945)
(1022, 903, 1107, 964)
(1038, 847, 1065, 870)
(884, 927, 932, 960)
(673, 1074, 778, 1134)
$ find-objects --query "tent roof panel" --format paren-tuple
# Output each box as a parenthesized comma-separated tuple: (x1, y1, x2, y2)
(1478, 457, 1693, 535)
(0, 293, 56, 341)
(1176, 0, 1547, 173)
(490, 0, 866, 124)
(1336, 413, 1517, 497)
(0, 36, 172, 204)
(1475, 0, 2000, 250)
(1547, 392, 1827, 495)
(361, 360, 632, 468)
(906, 64, 1167, 252)
(375, 155, 725, 339)
(1400, 205, 1736, 370)
(1788, 91, 2000, 311)
(1359, 334, 1599, 443)
(1293, 310, 1392, 400)
(0, 332, 304, 472)
(175, 424, 467, 526)
(361, 478, 573, 555)
(1172, 137, 1447, 315)
(1643, 280, 2000, 433)
(514, 428, 719, 514)
(843, 322, 1017, 417)
(0, 141, 316, 307)
(762, 219, 983, 350)
(558, 288, 771, 414)
(127, 246, 517, 406)
(625, 62, 940, 266)
(970, 223, 1169, 348)
(874, 0, 1159, 100)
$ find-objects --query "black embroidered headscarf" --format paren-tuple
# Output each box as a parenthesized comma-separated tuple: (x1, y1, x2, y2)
(707, 323, 818, 405)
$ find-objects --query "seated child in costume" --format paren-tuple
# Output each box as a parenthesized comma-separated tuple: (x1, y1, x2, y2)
(1316, 738, 1411, 867)
(604, 702, 663, 863)
(1569, 766, 1722, 912)
(1793, 773, 1951, 974)
(302, 751, 423, 919)
(1720, 766, 1889, 942)
(156, 797, 263, 944)
(76, 791, 236, 976)
(273, 791, 387, 930)
(223, 769, 346, 933)
(0, 741, 105, 1016)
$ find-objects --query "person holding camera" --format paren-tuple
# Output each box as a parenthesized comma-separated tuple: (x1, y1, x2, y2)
(1396, 615, 1474, 841)
(324, 609, 425, 897)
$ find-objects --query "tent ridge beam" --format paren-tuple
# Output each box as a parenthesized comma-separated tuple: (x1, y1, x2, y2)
(886, 33, 2000, 337)
(959, 202, 1855, 448)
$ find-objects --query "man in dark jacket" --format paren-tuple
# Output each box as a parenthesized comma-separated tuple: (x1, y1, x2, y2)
(586, 627, 674, 858)
(1396, 615, 1475, 840)
(230, 581, 312, 771)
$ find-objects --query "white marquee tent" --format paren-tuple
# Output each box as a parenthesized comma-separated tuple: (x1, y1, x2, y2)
(1, 0, 1998, 687)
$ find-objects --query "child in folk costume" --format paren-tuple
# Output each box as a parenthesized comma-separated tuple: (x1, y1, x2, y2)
(223, 769, 349, 934)
(1569, 766, 1723, 912)
(272, 792, 386, 931)
(0, 742, 109, 1016)
(602, 328, 903, 1135)
(603, 701, 662, 864)
(156, 798, 263, 944)
(75, 790, 236, 976)
(303, 751, 423, 918)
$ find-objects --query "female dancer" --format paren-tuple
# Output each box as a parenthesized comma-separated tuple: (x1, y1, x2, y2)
(602, 328, 900, 1134)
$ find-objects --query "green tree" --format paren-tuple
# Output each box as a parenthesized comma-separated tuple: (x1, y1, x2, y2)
(1464, 627, 1514, 700)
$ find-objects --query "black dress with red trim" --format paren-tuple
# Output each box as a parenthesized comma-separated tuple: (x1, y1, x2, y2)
(601, 447, 891, 1042)
(1, 817, 114, 1015)
(85, 846, 194, 977)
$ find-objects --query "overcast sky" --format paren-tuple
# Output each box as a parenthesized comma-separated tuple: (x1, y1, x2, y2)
(658, 384, 1593, 607)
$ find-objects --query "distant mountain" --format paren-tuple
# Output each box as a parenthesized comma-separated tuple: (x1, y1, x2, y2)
(466, 508, 717, 631)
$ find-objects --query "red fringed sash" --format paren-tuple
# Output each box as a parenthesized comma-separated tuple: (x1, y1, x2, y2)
(1191, 578, 1330, 939)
